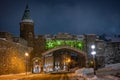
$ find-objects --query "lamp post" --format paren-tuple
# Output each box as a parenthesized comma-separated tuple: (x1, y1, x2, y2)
(91, 45, 96, 75)
(25, 52, 29, 75)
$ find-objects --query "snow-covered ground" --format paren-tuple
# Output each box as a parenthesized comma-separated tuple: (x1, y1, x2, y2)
(97, 63, 120, 75)
(85, 75, 120, 80)
(0, 63, 119, 80)
(75, 63, 120, 80)
(75, 68, 94, 76)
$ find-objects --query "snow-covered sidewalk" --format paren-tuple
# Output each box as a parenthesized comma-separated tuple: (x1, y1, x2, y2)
(75, 63, 120, 80)
(85, 75, 120, 80)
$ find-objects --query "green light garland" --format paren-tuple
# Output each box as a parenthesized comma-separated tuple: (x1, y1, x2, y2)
(46, 40, 84, 50)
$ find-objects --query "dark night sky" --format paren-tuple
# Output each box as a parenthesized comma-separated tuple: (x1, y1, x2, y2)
(0, 0, 120, 36)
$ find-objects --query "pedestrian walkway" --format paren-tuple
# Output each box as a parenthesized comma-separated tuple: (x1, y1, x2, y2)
(85, 75, 120, 80)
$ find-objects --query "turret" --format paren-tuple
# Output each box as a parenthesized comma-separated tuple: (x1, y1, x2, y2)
(20, 4, 34, 47)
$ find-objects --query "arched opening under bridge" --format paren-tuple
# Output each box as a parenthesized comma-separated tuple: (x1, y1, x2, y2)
(42, 46, 87, 73)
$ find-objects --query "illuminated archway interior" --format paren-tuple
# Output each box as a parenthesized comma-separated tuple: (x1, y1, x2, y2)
(43, 49, 86, 72)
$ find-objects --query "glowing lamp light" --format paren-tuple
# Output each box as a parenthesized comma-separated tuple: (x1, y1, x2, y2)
(91, 51, 96, 55)
(91, 45, 95, 49)
(66, 58, 71, 63)
(68, 59, 71, 63)
(25, 52, 29, 56)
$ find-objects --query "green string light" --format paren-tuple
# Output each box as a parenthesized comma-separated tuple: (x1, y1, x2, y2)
(46, 40, 84, 50)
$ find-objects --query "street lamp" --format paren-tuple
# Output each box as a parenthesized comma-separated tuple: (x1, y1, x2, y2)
(25, 52, 29, 75)
(91, 45, 96, 75)
(91, 51, 96, 55)
(91, 44, 95, 49)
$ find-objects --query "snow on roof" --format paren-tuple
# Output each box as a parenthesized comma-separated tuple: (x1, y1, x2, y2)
(0, 38, 6, 41)
(21, 19, 33, 23)
(106, 37, 120, 42)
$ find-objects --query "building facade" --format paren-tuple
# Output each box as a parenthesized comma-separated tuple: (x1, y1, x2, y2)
(0, 5, 120, 75)
(105, 36, 120, 65)
(19, 5, 107, 73)
(0, 32, 32, 75)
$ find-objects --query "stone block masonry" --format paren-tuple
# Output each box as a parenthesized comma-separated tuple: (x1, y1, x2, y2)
(0, 39, 32, 75)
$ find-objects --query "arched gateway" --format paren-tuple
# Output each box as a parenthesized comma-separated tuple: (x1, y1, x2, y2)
(42, 46, 87, 72)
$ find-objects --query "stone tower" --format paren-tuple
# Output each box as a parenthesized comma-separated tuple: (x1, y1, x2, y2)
(20, 4, 34, 47)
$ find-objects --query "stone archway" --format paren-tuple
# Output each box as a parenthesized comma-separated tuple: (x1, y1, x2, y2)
(42, 46, 87, 72)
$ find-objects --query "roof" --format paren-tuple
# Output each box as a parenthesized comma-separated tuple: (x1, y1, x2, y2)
(21, 4, 33, 23)
(106, 37, 120, 42)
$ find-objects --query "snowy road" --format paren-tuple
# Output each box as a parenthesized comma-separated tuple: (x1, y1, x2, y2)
(0, 73, 85, 80)
(19, 73, 85, 80)
(0, 72, 119, 80)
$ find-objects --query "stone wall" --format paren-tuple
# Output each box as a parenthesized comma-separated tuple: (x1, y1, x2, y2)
(0, 39, 32, 75)
(33, 35, 46, 58)
(105, 42, 120, 64)
(0, 32, 13, 41)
